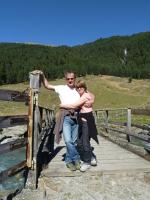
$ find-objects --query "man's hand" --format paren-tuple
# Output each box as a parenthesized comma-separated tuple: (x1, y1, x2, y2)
(31, 70, 43, 75)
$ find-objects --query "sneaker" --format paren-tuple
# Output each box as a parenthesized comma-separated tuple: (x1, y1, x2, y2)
(80, 162, 91, 172)
(74, 161, 81, 170)
(91, 157, 97, 166)
(66, 163, 76, 171)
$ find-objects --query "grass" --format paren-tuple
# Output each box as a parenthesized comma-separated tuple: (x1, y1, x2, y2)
(0, 75, 150, 116)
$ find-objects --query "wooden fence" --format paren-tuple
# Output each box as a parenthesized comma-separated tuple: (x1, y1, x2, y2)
(0, 89, 28, 183)
(0, 73, 55, 189)
(94, 108, 150, 151)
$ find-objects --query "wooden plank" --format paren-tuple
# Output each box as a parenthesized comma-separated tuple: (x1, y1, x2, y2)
(131, 109, 150, 116)
(29, 72, 41, 90)
(104, 127, 150, 143)
(41, 135, 150, 178)
(0, 138, 27, 154)
(0, 160, 27, 182)
(0, 115, 28, 128)
(95, 108, 127, 112)
(26, 89, 34, 168)
(0, 89, 28, 102)
(131, 123, 150, 131)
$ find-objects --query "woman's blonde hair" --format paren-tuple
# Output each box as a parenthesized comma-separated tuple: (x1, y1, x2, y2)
(76, 80, 87, 91)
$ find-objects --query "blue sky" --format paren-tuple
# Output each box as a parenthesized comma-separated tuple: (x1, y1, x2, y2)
(0, 0, 150, 46)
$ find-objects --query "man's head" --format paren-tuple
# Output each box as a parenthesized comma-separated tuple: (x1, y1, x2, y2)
(65, 71, 76, 88)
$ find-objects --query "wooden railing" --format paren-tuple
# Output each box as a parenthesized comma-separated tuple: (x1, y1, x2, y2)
(0, 73, 55, 189)
(0, 88, 28, 183)
(94, 108, 150, 151)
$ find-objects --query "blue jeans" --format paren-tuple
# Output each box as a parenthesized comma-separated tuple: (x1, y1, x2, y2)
(63, 116, 80, 164)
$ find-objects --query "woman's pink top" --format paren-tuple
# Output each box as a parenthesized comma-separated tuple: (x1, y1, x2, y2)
(80, 92, 94, 113)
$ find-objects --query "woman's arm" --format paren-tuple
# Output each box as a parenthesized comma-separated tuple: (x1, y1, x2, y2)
(84, 92, 95, 107)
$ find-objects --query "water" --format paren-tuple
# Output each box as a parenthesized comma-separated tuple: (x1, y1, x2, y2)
(0, 147, 26, 197)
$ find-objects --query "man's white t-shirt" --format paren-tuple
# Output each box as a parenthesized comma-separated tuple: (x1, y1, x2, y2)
(53, 85, 80, 104)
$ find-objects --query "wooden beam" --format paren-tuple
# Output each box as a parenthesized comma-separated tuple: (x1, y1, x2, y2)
(0, 89, 28, 102)
(0, 138, 27, 154)
(0, 115, 28, 128)
(0, 160, 27, 182)
(102, 126, 150, 143)
(26, 89, 34, 168)
(131, 109, 150, 116)
(131, 123, 150, 131)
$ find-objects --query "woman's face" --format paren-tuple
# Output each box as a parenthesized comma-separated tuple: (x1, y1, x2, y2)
(76, 87, 85, 96)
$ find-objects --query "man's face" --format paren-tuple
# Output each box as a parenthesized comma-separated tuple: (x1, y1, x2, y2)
(65, 73, 76, 88)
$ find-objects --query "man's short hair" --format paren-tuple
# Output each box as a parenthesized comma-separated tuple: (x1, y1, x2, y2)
(64, 71, 76, 79)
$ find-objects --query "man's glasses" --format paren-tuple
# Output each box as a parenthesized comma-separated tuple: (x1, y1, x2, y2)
(66, 78, 74, 80)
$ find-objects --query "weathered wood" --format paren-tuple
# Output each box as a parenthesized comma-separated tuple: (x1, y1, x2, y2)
(95, 108, 127, 112)
(104, 110, 109, 132)
(131, 108, 150, 116)
(131, 123, 150, 131)
(0, 160, 26, 182)
(101, 126, 150, 143)
(29, 72, 41, 90)
(0, 138, 27, 154)
(126, 108, 131, 142)
(41, 135, 150, 177)
(0, 115, 28, 128)
(0, 89, 28, 102)
(33, 92, 40, 189)
(26, 89, 34, 168)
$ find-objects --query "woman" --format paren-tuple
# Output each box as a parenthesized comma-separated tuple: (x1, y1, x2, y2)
(60, 80, 99, 172)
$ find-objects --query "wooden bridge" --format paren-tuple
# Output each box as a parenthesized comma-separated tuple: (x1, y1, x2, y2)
(0, 73, 150, 199)
(40, 135, 150, 178)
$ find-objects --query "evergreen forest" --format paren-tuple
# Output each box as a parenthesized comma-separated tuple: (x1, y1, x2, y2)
(0, 31, 150, 84)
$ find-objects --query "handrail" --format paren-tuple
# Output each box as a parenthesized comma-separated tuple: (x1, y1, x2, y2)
(0, 138, 27, 154)
(100, 125, 150, 143)
(0, 115, 28, 129)
(0, 161, 27, 182)
(0, 73, 55, 190)
(0, 88, 28, 102)
(94, 108, 150, 145)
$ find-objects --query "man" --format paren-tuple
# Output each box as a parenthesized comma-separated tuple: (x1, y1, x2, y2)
(33, 70, 80, 171)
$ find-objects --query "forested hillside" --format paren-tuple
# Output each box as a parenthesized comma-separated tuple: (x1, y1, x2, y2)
(0, 32, 150, 84)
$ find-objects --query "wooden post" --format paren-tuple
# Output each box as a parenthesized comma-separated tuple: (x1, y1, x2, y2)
(94, 110, 98, 125)
(29, 72, 41, 91)
(26, 89, 34, 168)
(126, 108, 131, 142)
(28, 72, 41, 188)
(105, 110, 109, 132)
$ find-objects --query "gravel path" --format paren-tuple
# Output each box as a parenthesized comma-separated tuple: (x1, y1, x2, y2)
(13, 172, 150, 200)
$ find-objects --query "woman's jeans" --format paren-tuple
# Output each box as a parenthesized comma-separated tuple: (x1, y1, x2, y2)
(63, 116, 80, 164)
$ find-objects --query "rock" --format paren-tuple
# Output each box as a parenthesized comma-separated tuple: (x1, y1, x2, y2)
(0, 125, 27, 144)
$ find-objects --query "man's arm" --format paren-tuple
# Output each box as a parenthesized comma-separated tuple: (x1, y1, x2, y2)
(60, 96, 86, 109)
(31, 70, 55, 91)
(42, 73, 55, 91)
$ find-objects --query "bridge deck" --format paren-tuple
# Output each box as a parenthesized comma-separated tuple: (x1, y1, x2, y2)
(41, 135, 150, 177)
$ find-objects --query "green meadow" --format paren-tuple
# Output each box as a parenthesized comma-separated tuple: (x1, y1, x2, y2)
(0, 75, 150, 116)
